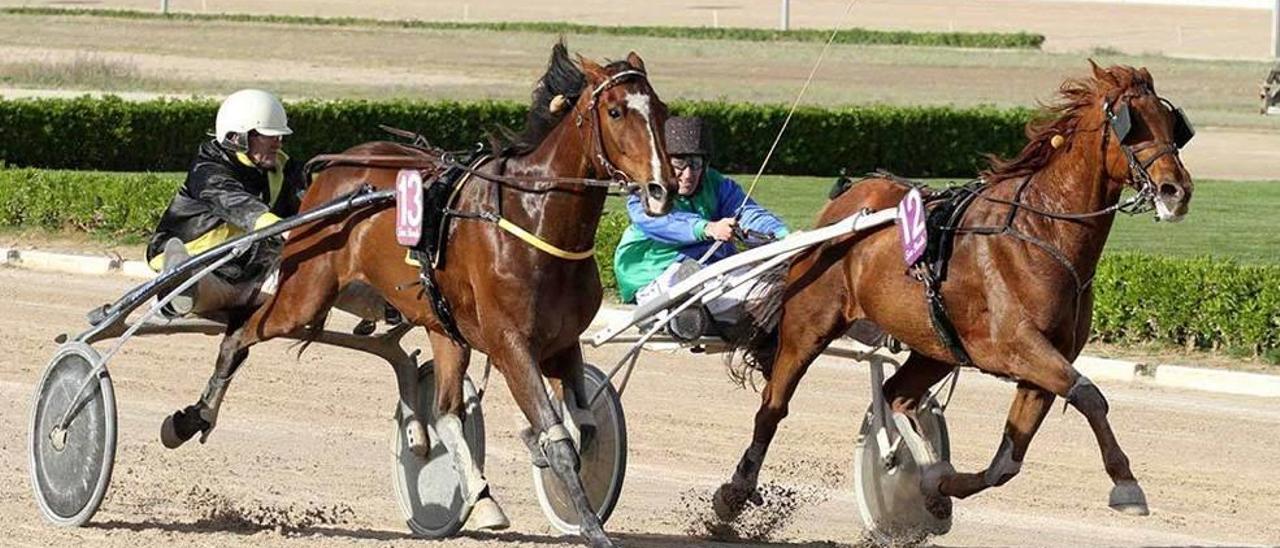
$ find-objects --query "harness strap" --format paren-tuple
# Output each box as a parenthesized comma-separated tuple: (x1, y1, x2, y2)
(492, 215, 595, 261)
(446, 157, 595, 261)
(916, 266, 974, 367)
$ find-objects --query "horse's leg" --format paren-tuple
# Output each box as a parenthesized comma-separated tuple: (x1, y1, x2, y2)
(492, 345, 613, 548)
(540, 343, 597, 450)
(928, 381, 1054, 501)
(714, 293, 847, 521)
(161, 257, 338, 449)
(958, 327, 1148, 514)
(876, 352, 961, 518)
(425, 330, 509, 531)
(160, 317, 252, 448)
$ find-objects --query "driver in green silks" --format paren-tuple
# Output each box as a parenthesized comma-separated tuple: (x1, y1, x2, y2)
(613, 117, 790, 333)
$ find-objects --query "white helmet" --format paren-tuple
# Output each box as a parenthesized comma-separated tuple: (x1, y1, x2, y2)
(214, 89, 292, 144)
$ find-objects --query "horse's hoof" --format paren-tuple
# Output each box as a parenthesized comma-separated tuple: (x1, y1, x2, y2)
(920, 461, 955, 497)
(160, 405, 209, 449)
(712, 482, 757, 522)
(924, 491, 954, 521)
(468, 496, 510, 531)
(1109, 480, 1150, 516)
(404, 418, 429, 459)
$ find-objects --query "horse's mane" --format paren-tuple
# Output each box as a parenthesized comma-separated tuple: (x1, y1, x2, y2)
(981, 63, 1154, 184)
(490, 41, 638, 157)
(722, 64, 1160, 389)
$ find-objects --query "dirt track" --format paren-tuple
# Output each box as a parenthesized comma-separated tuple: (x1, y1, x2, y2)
(2, 266, 1279, 547)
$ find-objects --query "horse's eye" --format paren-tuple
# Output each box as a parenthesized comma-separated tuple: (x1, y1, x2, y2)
(607, 107, 622, 119)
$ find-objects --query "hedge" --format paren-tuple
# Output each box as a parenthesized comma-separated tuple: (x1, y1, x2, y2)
(2, 167, 1275, 362)
(0, 96, 1033, 177)
(0, 168, 181, 237)
(1, 8, 1046, 50)
(1093, 254, 1280, 361)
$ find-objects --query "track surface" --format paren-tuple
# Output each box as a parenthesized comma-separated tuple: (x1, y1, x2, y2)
(2, 267, 1278, 547)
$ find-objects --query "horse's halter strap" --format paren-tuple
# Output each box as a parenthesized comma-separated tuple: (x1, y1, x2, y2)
(972, 93, 1192, 223)
(1101, 94, 1192, 215)
(578, 69, 652, 187)
(936, 92, 1193, 356)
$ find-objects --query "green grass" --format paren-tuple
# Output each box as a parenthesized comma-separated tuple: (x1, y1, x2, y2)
(1, 167, 1273, 264)
(693, 175, 1280, 264)
(0, 7, 1044, 50)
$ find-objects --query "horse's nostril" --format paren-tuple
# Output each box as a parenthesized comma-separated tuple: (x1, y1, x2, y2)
(647, 183, 666, 202)
(1159, 183, 1181, 198)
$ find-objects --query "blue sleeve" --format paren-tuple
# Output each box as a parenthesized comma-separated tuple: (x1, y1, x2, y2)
(625, 194, 708, 245)
(715, 177, 789, 237)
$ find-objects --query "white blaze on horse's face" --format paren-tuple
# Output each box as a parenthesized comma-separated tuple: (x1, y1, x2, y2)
(625, 91, 668, 214)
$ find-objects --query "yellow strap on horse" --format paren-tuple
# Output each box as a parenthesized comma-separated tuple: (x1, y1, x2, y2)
(495, 217, 595, 261)
(402, 216, 593, 265)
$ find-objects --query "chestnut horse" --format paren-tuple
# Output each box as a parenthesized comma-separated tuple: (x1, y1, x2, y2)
(716, 63, 1194, 523)
(162, 43, 675, 547)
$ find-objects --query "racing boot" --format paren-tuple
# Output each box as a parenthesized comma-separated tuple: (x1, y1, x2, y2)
(160, 403, 211, 449)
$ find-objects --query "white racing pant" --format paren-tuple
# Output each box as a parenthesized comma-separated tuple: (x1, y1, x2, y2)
(187, 268, 390, 323)
(634, 260, 755, 328)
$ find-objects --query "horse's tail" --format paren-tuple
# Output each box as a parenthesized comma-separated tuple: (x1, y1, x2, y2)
(723, 264, 789, 389)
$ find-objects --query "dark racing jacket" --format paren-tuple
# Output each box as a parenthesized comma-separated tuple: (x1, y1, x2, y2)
(146, 139, 305, 271)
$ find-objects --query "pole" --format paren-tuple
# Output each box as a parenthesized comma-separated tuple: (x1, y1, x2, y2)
(780, 0, 790, 31)
(160, 0, 169, 14)
(1272, 0, 1280, 58)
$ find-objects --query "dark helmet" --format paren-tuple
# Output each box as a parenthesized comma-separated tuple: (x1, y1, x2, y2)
(664, 116, 713, 157)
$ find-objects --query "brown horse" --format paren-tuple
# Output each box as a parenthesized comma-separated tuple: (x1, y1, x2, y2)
(161, 43, 675, 547)
(715, 63, 1194, 524)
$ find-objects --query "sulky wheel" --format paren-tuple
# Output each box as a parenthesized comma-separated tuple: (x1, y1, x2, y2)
(531, 363, 627, 535)
(853, 396, 952, 545)
(390, 360, 485, 538)
(29, 342, 117, 527)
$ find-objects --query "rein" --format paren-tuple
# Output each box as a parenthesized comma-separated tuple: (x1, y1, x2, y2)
(429, 69, 659, 261)
(306, 69, 656, 262)
(308, 152, 622, 191)
(934, 94, 1188, 354)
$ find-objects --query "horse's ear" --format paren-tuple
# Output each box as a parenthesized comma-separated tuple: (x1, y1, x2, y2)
(1138, 66, 1154, 89)
(626, 51, 646, 73)
(577, 53, 607, 82)
(1088, 59, 1119, 87)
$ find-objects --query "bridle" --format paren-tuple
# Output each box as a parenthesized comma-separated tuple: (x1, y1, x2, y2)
(973, 92, 1195, 222)
(934, 91, 1196, 354)
(436, 68, 662, 197)
(577, 69, 657, 192)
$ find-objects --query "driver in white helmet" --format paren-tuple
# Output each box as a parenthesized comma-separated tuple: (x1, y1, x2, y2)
(145, 89, 304, 319)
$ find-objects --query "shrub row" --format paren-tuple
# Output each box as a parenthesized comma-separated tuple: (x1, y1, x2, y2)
(1093, 254, 1280, 361)
(0, 96, 1033, 177)
(2, 167, 1274, 361)
(0, 168, 181, 237)
(2, 7, 1045, 49)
